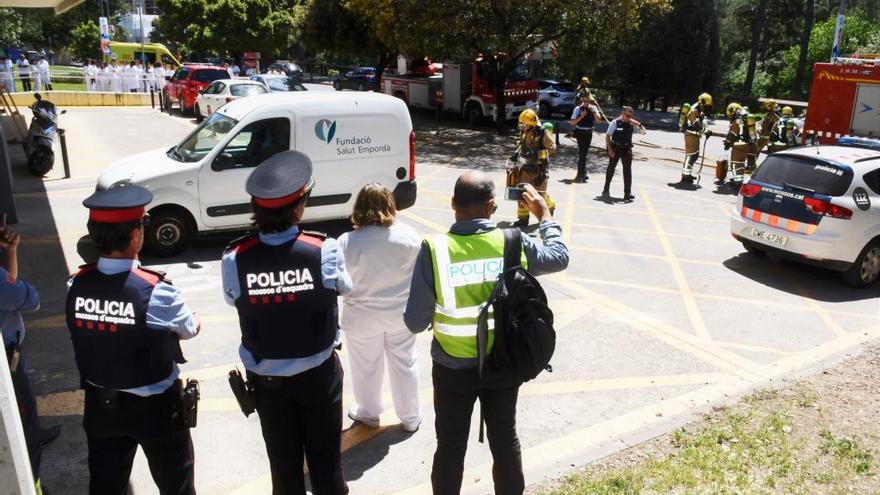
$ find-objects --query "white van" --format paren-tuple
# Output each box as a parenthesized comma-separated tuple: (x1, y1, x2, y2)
(96, 92, 417, 255)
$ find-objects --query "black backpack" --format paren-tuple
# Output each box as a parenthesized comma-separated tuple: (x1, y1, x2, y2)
(476, 228, 556, 390)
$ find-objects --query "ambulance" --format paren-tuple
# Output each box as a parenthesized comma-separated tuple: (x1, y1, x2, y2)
(96, 92, 417, 255)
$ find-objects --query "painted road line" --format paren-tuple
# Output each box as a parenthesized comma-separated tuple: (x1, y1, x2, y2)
(570, 245, 721, 267)
(779, 271, 847, 340)
(641, 187, 712, 341)
(572, 221, 730, 244)
(548, 275, 766, 382)
(714, 340, 788, 356)
(389, 380, 748, 495)
(399, 210, 448, 234)
(562, 180, 577, 248)
(573, 203, 729, 224)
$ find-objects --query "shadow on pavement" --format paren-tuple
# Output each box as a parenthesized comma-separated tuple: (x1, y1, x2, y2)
(341, 425, 417, 482)
(722, 252, 879, 303)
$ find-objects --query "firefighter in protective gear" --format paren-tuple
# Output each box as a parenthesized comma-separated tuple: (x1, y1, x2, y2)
(509, 108, 556, 227)
(716, 102, 748, 184)
(680, 93, 713, 183)
(757, 99, 780, 154)
(744, 111, 759, 173)
(575, 76, 592, 106)
(773, 106, 801, 150)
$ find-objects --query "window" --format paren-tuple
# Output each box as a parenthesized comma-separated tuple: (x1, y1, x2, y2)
(204, 82, 221, 94)
(864, 169, 880, 195)
(216, 118, 290, 169)
(538, 81, 552, 90)
(555, 82, 576, 92)
(172, 113, 238, 163)
(172, 67, 190, 81)
(230, 84, 268, 97)
(751, 155, 854, 196)
(192, 69, 229, 83)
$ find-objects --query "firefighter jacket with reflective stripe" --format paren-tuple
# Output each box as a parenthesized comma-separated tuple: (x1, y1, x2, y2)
(760, 112, 779, 138)
(66, 265, 182, 389)
(232, 233, 338, 361)
(426, 229, 528, 359)
(518, 128, 551, 166)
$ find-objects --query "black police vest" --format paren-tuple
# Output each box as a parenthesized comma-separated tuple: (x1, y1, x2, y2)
(611, 118, 634, 148)
(231, 233, 338, 361)
(575, 106, 595, 130)
(66, 265, 183, 389)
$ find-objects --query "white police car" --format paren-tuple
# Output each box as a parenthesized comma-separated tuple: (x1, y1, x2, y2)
(730, 141, 880, 287)
(97, 92, 417, 255)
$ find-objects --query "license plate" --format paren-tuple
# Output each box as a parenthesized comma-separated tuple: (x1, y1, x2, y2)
(751, 228, 788, 247)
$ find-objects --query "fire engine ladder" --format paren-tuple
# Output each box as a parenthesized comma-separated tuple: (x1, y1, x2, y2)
(0, 88, 28, 142)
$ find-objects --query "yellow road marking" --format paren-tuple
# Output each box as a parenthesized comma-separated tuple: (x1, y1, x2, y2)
(570, 245, 720, 267)
(641, 186, 711, 341)
(572, 221, 730, 244)
(780, 272, 847, 340)
(573, 203, 729, 224)
(399, 210, 448, 234)
(547, 275, 766, 381)
(714, 340, 787, 356)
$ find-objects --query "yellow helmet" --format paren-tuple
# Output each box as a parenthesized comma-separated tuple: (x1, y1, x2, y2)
(781, 106, 793, 117)
(519, 108, 539, 128)
(581, 76, 590, 85)
(747, 113, 757, 124)
(681, 102, 691, 114)
(763, 99, 776, 111)
(698, 92, 713, 107)
(726, 102, 742, 119)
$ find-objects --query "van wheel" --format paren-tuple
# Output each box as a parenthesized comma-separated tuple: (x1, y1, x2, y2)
(145, 209, 192, 256)
(194, 104, 204, 123)
(466, 104, 482, 125)
(842, 241, 880, 288)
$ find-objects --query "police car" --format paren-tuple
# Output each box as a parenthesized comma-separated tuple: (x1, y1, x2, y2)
(96, 92, 417, 255)
(730, 142, 880, 287)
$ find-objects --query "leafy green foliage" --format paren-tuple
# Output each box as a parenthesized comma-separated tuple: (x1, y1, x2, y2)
(70, 20, 101, 62)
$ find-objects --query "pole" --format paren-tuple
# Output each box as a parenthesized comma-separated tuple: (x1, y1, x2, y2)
(139, 0, 145, 61)
(831, 0, 846, 60)
(59, 128, 71, 179)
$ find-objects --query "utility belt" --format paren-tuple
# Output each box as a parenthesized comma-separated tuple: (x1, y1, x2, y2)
(611, 141, 633, 152)
(87, 378, 200, 428)
(574, 126, 594, 134)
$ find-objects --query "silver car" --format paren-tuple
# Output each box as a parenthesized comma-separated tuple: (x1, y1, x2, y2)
(730, 142, 880, 287)
(537, 79, 576, 119)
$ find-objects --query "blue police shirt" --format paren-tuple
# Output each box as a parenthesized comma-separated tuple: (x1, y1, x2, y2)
(0, 267, 40, 348)
(67, 257, 199, 396)
(221, 225, 353, 377)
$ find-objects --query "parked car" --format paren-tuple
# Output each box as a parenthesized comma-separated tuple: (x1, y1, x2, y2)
(263, 60, 303, 77)
(730, 142, 880, 287)
(537, 79, 577, 119)
(249, 74, 308, 93)
(164, 65, 230, 115)
(96, 92, 417, 255)
(194, 79, 268, 123)
(333, 67, 376, 91)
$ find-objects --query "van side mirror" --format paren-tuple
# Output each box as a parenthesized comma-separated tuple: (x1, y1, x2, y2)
(212, 152, 235, 171)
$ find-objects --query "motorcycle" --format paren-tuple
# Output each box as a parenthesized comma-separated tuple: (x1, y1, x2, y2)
(24, 93, 65, 177)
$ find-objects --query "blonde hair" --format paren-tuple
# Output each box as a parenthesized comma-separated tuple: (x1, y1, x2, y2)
(351, 183, 396, 228)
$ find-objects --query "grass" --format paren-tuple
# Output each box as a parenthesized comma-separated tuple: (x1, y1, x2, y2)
(540, 388, 877, 495)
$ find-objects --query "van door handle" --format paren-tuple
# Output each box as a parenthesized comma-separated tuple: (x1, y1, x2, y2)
(186, 180, 194, 186)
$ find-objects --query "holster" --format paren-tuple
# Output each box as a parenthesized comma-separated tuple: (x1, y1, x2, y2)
(228, 368, 256, 417)
(181, 378, 200, 428)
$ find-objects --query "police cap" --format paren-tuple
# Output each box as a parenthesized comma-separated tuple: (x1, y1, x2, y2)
(83, 184, 152, 223)
(246, 150, 315, 208)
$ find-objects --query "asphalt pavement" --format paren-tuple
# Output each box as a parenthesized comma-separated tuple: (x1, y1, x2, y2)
(7, 103, 879, 494)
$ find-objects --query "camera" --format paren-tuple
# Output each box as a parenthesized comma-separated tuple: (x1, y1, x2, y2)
(504, 184, 527, 201)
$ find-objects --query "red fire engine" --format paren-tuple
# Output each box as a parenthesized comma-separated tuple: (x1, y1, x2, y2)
(803, 57, 880, 144)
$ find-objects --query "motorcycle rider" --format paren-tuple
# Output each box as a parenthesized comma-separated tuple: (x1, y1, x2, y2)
(680, 93, 713, 183)
(509, 108, 556, 227)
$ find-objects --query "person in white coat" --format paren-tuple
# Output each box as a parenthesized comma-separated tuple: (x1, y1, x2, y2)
(123, 61, 138, 93)
(153, 63, 166, 92)
(97, 62, 110, 92)
(110, 61, 123, 93)
(338, 183, 422, 432)
(36, 57, 51, 91)
(0, 55, 14, 93)
(31, 61, 42, 92)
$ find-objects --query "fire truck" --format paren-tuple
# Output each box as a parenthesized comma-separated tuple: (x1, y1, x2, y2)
(803, 57, 880, 144)
(382, 58, 538, 123)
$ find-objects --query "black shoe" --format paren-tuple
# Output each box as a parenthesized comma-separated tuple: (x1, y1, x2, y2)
(580, 176, 589, 183)
(41, 425, 61, 446)
(601, 190, 610, 197)
(624, 194, 636, 201)
(572, 175, 583, 183)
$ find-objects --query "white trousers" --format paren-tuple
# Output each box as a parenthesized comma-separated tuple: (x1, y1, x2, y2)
(345, 326, 420, 426)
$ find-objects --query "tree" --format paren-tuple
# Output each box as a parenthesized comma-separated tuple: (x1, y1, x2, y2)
(742, 0, 770, 96)
(793, 0, 814, 96)
(70, 20, 101, 62)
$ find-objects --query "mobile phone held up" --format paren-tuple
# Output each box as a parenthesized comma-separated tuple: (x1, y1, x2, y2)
(505, 185, 527, 201)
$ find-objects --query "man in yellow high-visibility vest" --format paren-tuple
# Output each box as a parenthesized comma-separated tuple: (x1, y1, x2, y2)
(404, 171, 570, 494)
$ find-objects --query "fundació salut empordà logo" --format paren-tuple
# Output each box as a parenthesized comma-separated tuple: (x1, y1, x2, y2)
(314, 119, 337, 143)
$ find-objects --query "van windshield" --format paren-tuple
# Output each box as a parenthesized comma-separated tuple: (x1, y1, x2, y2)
(170, 113, 238, 163)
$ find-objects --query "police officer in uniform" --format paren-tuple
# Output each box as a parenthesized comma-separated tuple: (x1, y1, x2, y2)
(603, 106, 645, 201)
(569, 98, 601, 183)
(221, 151, 352, 495)
(67, 185, 200, 495)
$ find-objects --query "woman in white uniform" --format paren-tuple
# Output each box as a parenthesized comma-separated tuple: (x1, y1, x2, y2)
(110, 61, 123, 93)
(338, 183, 422, 432)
